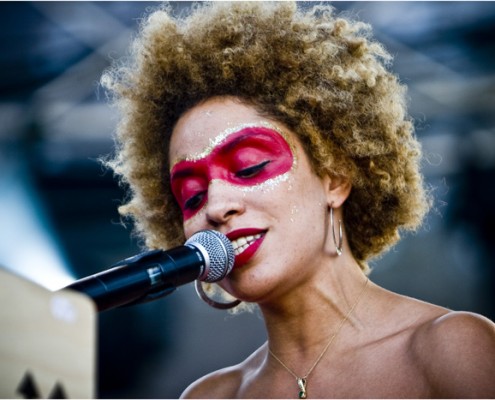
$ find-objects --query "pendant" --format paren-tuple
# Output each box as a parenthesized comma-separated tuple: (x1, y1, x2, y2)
(297, 377, 307, 399)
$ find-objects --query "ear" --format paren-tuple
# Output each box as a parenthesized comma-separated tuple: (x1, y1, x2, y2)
(321, 174, 352, 208)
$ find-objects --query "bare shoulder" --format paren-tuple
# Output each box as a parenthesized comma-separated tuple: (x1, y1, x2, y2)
(412, 310, 495, 357)
(411, 310, 495, 398)
(180, 344, 266, 399)
(180, 365, 242, 399)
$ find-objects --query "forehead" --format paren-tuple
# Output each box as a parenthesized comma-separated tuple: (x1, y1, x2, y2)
(170, 98, 282, 165)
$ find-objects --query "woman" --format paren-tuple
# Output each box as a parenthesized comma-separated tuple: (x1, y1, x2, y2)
(102, 2, 495, 398)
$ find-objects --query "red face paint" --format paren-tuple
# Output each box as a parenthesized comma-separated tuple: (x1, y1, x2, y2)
(170, 125, 294, 220)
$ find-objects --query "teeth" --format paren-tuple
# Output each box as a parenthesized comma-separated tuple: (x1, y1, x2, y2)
(231, 234, 262, 256)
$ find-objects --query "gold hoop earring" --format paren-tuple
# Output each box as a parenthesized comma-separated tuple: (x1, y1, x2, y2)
(194, 280, 241, 310)
(330, 207, 343, 256)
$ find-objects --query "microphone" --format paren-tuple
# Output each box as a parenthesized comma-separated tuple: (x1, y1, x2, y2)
(64, 230, 234, 312)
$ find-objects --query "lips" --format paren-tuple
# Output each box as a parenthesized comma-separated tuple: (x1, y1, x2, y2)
(226, 228, 266, 269)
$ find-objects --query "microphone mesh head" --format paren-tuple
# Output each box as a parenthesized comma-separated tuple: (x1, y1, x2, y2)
(185, 230, 235, 282)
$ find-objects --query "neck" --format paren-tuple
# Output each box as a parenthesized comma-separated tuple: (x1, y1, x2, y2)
(260, 256, 369, 360)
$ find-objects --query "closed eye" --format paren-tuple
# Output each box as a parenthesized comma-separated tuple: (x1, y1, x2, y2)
(184, 191, 206, 211)
(235, 160, 271, 178)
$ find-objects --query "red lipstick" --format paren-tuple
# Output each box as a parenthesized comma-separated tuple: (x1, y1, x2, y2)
(227, 228, 266, 269)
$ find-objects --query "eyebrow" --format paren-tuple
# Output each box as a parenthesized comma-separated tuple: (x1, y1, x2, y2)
(170, 167, 195, 181)
(220, 132, 254, 153)
(171, 129, 275, 173)
(170, 134, 251, 180)
(171, 121, 288, 166)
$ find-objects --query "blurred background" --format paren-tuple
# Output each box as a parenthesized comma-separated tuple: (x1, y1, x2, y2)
(1, 1, 494, 398)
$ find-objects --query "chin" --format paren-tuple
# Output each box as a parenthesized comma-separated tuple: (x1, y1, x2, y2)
(221, 270, 278, 303)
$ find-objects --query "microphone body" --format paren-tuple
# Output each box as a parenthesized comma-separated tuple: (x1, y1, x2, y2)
(64, 230, 234, 312)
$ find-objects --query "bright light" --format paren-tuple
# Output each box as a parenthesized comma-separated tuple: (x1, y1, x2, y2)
(0, 159, 74, 291)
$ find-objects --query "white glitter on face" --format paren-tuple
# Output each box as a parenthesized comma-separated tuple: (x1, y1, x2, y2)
(175, 117, 300, 223)
(182, 172, 295, 225)
(290, 204, 299, 223)
(171, 120, 297, 167)
(210, 171, 292, 193)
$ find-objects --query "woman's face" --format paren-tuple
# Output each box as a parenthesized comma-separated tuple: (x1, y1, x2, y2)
(169, 97, 334, 302)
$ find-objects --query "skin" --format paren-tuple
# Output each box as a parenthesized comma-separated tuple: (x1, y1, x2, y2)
(169, 96, 495, 399)
(171, 122, 295, 222)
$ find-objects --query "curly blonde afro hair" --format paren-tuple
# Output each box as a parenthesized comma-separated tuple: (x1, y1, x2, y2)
(102, 1, 430, 269)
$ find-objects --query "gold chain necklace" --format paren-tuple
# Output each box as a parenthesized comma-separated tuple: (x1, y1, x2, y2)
(268, 278, 369, 399)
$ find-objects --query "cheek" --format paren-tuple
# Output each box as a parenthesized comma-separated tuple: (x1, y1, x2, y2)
(279, 164, 327, 227)
(182, 207, 207, 237)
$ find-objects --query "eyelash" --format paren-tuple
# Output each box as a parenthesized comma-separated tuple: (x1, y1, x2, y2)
(235, 160, 271, 178)
(184, 192, 206, 211)
(182, 160, 271, 211)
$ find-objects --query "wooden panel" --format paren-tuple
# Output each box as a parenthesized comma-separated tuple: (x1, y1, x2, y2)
(0, 268, 95, 398)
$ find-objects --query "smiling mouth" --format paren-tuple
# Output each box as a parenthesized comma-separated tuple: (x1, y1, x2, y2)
(231, 234, 263, 256)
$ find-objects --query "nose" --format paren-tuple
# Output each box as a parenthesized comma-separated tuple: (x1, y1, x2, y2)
(205, 179, 245, 227)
